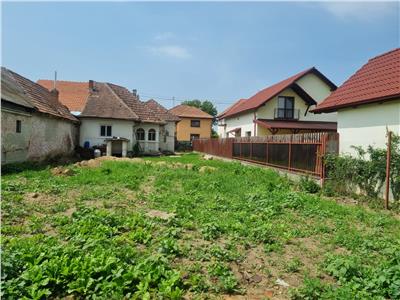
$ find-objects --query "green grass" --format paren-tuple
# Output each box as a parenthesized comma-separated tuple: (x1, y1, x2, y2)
(1, 153, 399, 299)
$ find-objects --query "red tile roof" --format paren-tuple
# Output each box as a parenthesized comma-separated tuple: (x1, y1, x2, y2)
(37, 80, 89, 112)
(218, 98, 247, 118)
(169, 104, 213, 119)
(2, 67, 78, 122)
(219, 67, 336, 119)
(313, 48, 400, 113)
(255, 119, 337, 131)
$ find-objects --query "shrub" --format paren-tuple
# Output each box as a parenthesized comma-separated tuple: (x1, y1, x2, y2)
(325, 133, 400, 201)
(299, 176, 321, 194)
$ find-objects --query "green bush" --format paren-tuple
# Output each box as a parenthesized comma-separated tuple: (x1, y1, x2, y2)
(325, 133, 400, 201)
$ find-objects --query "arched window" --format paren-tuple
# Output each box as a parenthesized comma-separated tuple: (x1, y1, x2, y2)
(136, 128, 145, 141)
(148, 129, 156, 141)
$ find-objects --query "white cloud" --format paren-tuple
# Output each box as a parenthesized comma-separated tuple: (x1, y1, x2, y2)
(154, 32, 175, 41)
(148, 45, 191, 59)
(319, 1, 397, 21)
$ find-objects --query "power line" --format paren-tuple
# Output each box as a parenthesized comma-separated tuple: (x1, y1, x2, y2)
(139, 93, 234, 105)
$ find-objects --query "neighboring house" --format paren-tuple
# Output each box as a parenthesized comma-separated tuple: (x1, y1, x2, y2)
(1, 67, 79, 164)
(313, 48, 400, 155)
(217, 67, 338, 137)
(38, 79, 178, 155)
(169, 105, 213, 141)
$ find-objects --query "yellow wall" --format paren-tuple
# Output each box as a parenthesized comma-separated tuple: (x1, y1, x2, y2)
(175, 117, 212, 141)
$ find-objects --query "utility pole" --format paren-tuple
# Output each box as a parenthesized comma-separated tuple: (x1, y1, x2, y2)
(172, 96, 175, 107)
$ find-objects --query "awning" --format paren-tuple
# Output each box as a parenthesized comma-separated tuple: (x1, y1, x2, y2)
(226, 127, 241, 134)
(254, 119, 337, 131)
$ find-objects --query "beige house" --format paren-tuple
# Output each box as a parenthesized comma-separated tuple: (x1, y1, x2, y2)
(169, 105, 213, 141)
(217, 67, 337, 137)
(1, 67, 79, 164)
(313, 48, 400, 155)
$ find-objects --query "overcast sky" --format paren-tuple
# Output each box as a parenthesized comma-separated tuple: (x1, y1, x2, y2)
(2, 1, 399, 112)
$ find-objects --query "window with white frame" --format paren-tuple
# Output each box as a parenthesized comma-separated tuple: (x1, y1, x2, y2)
(100, 125, 112, 137)
(148, 129, 156, 141)
(136, 128, 145, 140)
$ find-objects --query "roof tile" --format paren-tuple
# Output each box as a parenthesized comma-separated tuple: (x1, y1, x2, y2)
(169, 105, 213, 119)
(313, 48, 400, 112)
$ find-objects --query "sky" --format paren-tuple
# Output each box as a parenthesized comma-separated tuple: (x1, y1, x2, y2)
(2, 1, 399, 113)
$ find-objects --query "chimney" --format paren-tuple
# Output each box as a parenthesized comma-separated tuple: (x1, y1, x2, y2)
(132, 89, 137, 96)
(50, 88, 59, 100)
(89, 80, 94, 91)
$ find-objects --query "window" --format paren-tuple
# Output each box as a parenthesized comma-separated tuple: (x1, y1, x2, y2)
(191, 120, 201, 127)
(100, 125, 112, 137)
(245, 131, 251, 137)
(190, 134, 200, 141)
(277, 96, 295, 119)
(16, 120, 22, 133)
(136, 128, 145, 140)
(148, 129, 156, 141)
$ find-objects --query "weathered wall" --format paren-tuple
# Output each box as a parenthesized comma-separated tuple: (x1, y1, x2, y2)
(176, 117, 212, 141)
(1, 108, 32, 163)
(28, 114, 78, 160)
(2, 109, 77, 164)
(337, 99, 400, 155)
(159, 121, 176, 152)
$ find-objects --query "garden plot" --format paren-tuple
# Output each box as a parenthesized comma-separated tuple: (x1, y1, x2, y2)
(1, 153, 399, 299)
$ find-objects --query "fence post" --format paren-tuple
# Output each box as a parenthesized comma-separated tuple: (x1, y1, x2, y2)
(288, 135, 292, 170)
(385, 131, 392, 210)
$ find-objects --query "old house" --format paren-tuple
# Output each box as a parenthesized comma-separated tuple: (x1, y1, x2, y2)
(169, 105, 213, 141)
(1, 67, 79, 164)
(313, 48, 400, 154)
(217, 67, 338, 137)
(38, 79, 179, 156)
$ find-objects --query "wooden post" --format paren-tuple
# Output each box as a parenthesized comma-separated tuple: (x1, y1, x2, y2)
(288, 135, 292, 170)
(385, 131, 392, 210)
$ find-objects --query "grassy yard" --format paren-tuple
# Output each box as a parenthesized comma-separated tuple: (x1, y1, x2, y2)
(2, 153, 399, 299)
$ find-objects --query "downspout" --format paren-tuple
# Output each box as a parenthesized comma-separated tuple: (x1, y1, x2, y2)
(253, 111, 257, 136)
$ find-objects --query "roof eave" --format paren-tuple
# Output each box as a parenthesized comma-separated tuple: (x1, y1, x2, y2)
(312, 94, 400, 113)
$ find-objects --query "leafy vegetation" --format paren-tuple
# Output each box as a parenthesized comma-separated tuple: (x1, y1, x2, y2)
(2, 153, 399, 299)
(325, 133, 400, 203)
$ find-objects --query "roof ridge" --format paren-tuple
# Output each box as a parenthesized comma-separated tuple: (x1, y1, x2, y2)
(368, 48, 400, 62)
(4, 67, 36, 109)
(38, 79, 89, 84)
(103, 83, 139, 120)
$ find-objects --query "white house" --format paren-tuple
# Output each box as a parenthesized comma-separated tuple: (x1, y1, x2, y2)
(38, 79, 179, 156)
(1, 67, 79, 164)
(217, 67, 338, 137)
(313, 48, 400, 155)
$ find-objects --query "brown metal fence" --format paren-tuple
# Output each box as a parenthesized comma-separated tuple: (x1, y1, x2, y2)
(192, 132, 339, 178)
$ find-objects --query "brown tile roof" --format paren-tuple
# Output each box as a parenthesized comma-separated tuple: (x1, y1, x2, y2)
(2, 67, 78, 122)
(2, 68, 34, 109)
(313, 48, 400, 113)
(169, 104, 213, 119)
(106, 83, 162, 123)
(255, 119, 337, 131)
(145, 99, 180, 122)
(80, 82, 139, 120)
(37, 80, 89, 112)
(220, 67, 336, 119)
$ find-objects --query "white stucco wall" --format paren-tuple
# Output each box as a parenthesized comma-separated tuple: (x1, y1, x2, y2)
(337, 99, 400, 155)
(2, 108, 78, 164)
(220, 111, 255, 137)
(80, 118, 135, 149)
(80, 118, 176, 153)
